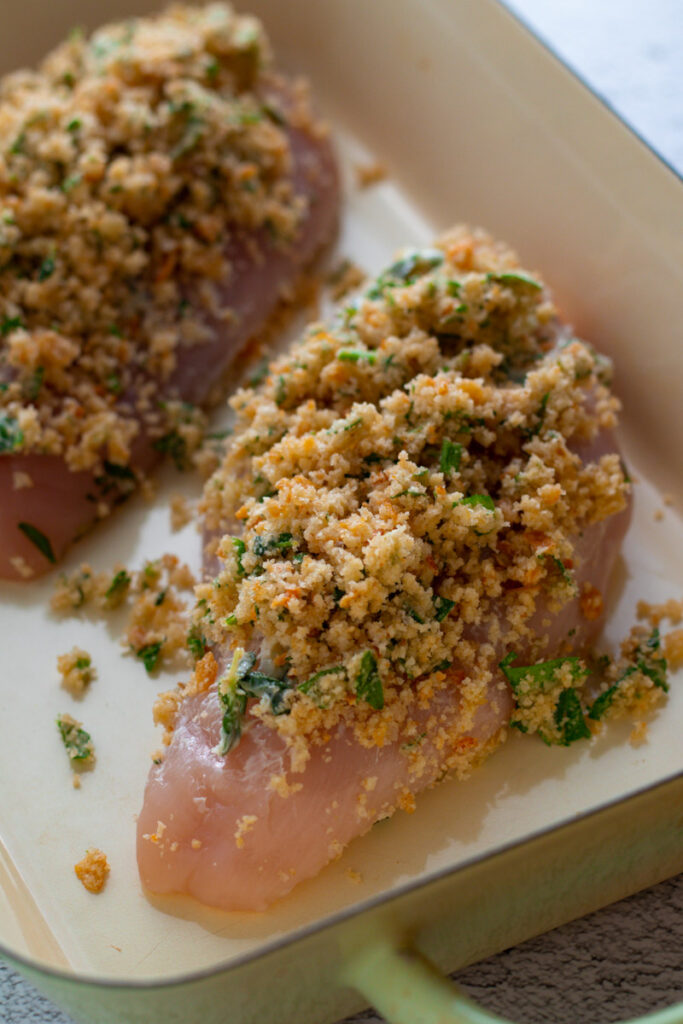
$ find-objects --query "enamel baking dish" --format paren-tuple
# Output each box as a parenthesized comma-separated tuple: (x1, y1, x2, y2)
(1, 2, 682, 1023)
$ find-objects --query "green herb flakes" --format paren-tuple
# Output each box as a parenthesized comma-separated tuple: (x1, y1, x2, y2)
(105, 569, 130, 602)
(553, 687, 591, 745)
(500, 653, 586, 691)
(17, 522, 55, 563)
(439, 439, 462, 475)
(38, 253, 56, 281)
(461, 494, 495, 511)
(355, 650, 384, 710)
(434, 595, 455, 622)
(338, 349, 377, 365)
(136, 640, 163, 674)
(0, 413, 23, 453)
(232, 537, 247, 577)
(57, 714, 95, 764)
(215, 648, 291, 755)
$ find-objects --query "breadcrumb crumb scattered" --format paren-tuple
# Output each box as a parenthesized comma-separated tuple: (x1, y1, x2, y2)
(57, 646, 96, 697)
(170, 495, 193, 531)
(74, 848, 109, 893)
(354, 161, 388, 188)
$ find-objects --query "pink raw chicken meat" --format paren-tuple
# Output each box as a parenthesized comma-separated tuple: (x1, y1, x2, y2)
(137, 461, 630, 912)
(0, 119, 338, 580)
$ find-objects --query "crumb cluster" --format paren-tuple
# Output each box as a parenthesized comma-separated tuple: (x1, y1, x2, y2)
(74, 847, 109, 893)
(52, 553, 197, 672)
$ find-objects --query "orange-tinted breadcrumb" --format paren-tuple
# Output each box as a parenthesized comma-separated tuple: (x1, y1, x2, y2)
(74, 848, 109, 893)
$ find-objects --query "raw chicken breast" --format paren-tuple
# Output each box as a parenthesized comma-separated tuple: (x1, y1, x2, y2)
(137, 501, 628, 910)
(138, 227, 634, 911)
(0, 6, 339, 579)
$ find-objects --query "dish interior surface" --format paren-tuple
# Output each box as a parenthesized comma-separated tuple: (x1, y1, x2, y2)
(0, 0, 681, 985)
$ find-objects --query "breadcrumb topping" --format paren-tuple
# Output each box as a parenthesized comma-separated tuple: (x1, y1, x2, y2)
(0, 3, 315, 473)
(186, 226, 632, 755)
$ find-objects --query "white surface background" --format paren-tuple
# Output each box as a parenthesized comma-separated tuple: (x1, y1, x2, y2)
(1, 0, 681, 1020)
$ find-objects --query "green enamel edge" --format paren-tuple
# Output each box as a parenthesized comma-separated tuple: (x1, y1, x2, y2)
(344, 943, 683, 1024)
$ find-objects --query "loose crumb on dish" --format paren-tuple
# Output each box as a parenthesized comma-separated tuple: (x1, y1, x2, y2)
(57, 646, 96, 696)
(74, 848, 109, 894)
(637, 597, 683, 626)
(354, 160, 388, 188)
(52, 553, 197, 674)
(629, 721, 648, 746)
(170, 495, 194, 531)
(57, 713, 95, 767)
(345, 868, 363, 884)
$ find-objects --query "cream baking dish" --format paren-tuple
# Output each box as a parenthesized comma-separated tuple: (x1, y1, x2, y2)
(0, 2, 681, 1022)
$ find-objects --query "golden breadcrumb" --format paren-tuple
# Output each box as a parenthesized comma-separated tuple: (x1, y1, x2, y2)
(74, 848, 109, 893)
(354, 161, 388, 188)
(57, 646, 95, 696)
(0, 3, 317, 474)
(192, 226, 628, 760)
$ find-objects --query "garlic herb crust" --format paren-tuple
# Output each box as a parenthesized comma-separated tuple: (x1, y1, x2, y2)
(195, 227, 631, 754)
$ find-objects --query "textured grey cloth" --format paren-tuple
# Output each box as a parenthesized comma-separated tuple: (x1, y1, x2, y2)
(2, 877, 682, 1023)
(1, 1, 681, 1022)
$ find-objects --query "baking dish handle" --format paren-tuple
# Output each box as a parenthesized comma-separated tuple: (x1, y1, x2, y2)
(344, 941, 683, 1024)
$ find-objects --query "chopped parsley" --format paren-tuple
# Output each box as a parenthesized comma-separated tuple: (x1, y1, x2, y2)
(553, 687, 591, 745)
(386, 248, 444, 283)
(57, 715, 94, 763)
(105, 569, 131, 602)
(525, 392, 550, 438)
(589, 628, 668, 719)
(215, 649, 291, 755)
(500, 652, 586, 691)
(461, 494, 495, 511)
(136, 641, 163, 674)
(0, 413, 23, 453)
(439, 439, 462, 475)
(0, 315, 24, 336)
(274, 375, 287, 406)
(299, 664, 347, 699)
(232, 537, 247, 577)
(587, 685, 617, 721)
(366, 247, 444, 298)
(540, 553, 576, 589)
(488, 271, 542, 290)
(17, 522, 55, 563)
(355, 650, 384, 710)
(501, 653, 591, 746)
(38, 253, 56, 281)
(253, 532, 294, 558)
(153, 429, 187, 470)
(187, 626, 207, 661)
(338, 349, 377, 365)
(434, 595, 455, 622)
